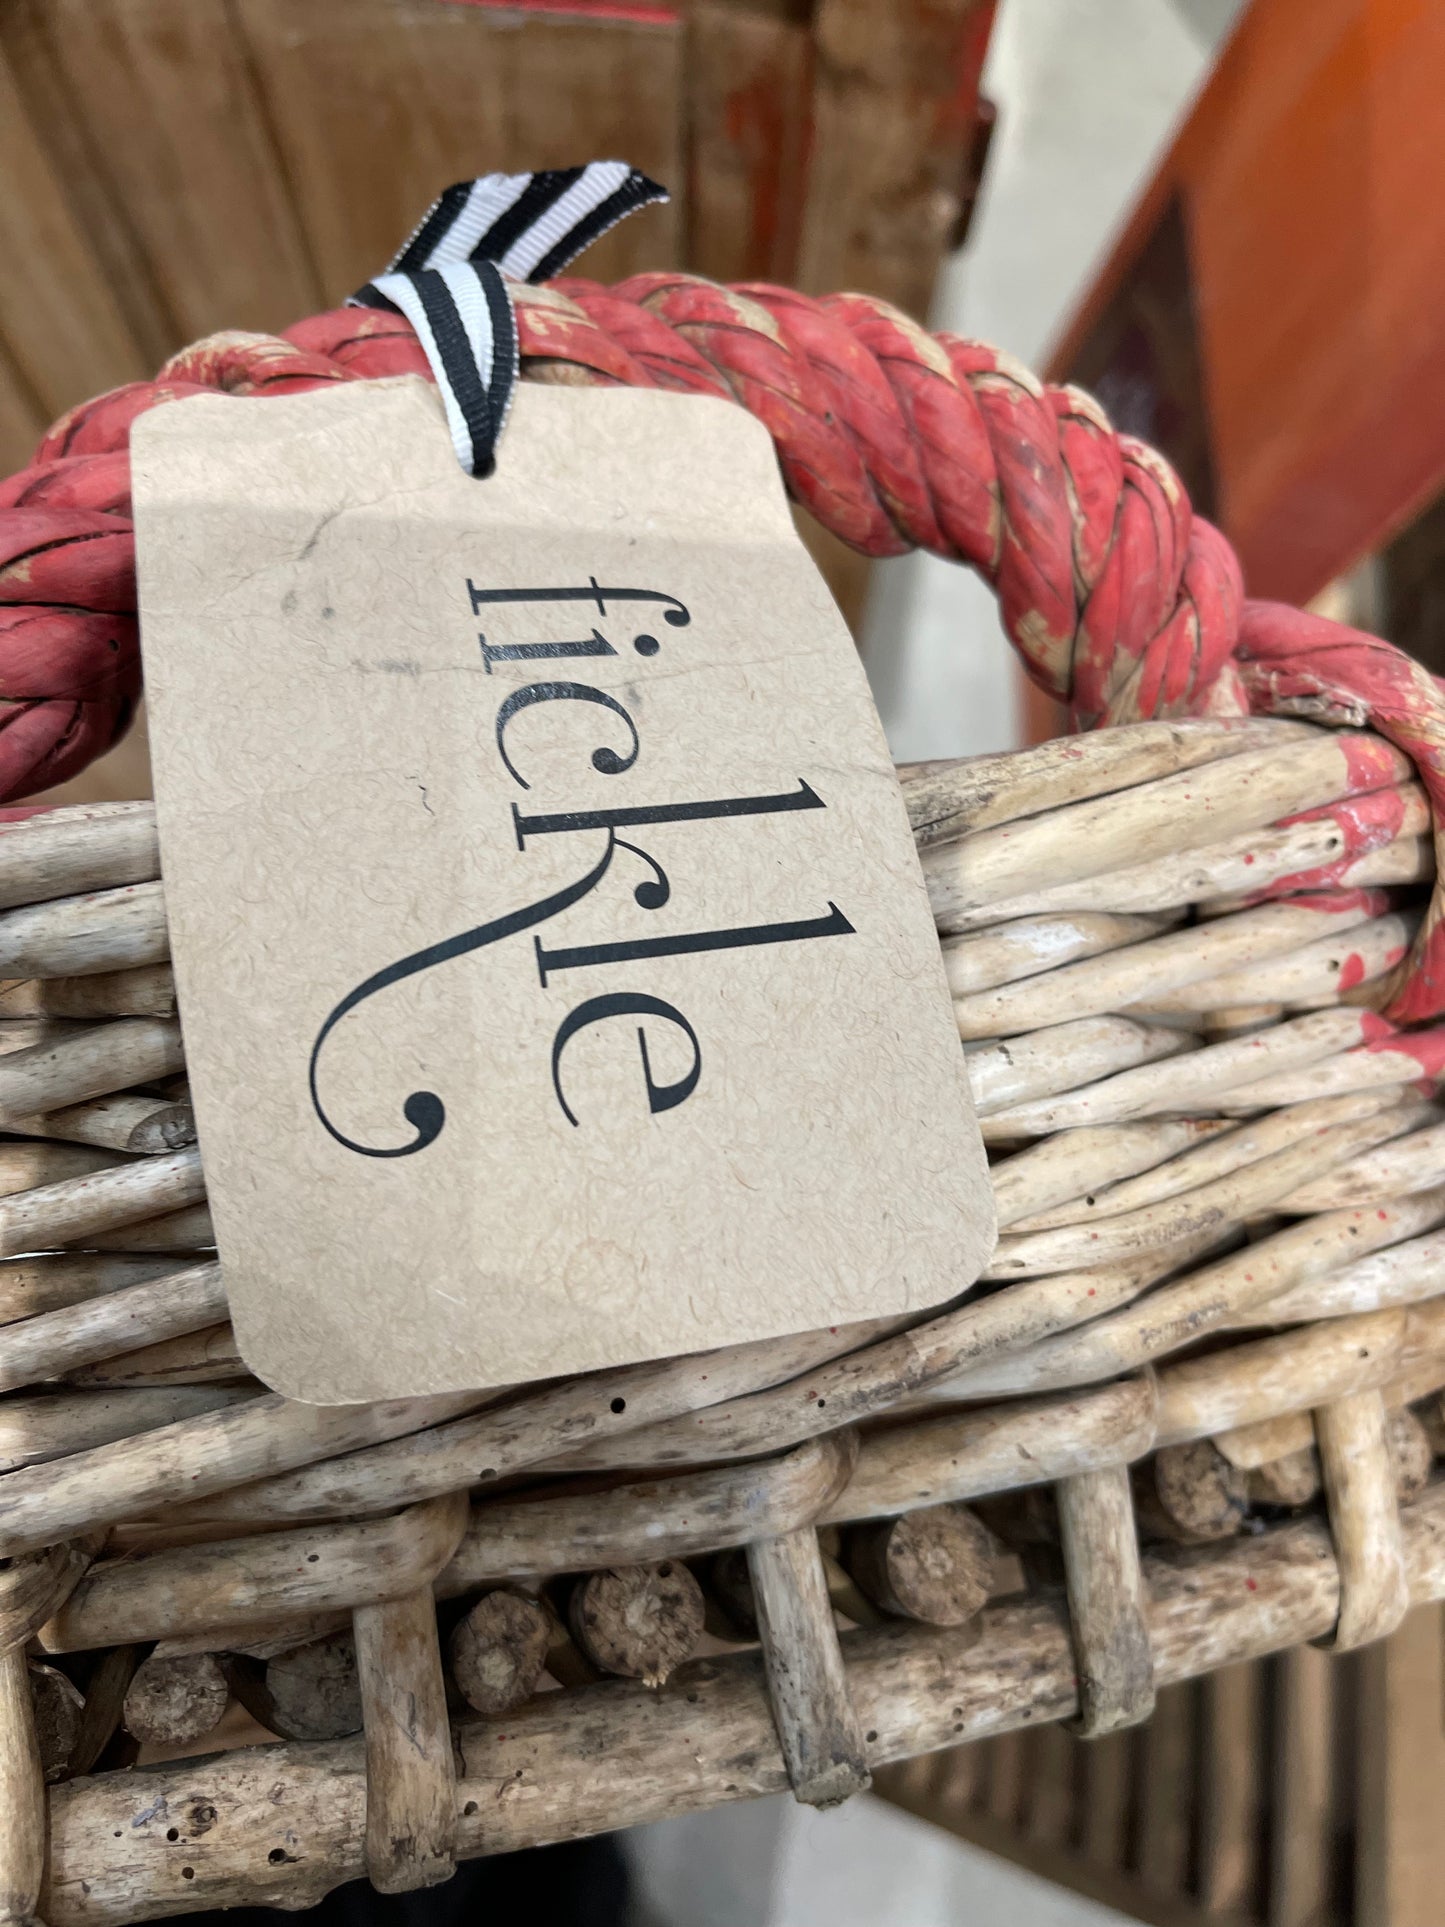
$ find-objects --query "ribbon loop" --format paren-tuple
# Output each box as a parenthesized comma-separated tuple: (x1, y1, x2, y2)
(348, 163, 667, 476)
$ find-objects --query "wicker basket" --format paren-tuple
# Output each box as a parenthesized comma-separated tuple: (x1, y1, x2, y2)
(1, 278, 1443, 1923)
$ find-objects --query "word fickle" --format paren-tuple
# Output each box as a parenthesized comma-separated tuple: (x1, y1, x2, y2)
(309, 580, 854, 1156)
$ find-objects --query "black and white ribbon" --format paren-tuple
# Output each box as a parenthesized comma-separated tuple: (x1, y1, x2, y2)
(348, 163, 667, 477)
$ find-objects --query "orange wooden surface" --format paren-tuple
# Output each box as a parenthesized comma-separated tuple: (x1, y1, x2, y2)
(1050, 0, 1445, 610)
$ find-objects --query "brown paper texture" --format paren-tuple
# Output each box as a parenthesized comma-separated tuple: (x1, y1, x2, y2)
(131, 377, 993, 1401)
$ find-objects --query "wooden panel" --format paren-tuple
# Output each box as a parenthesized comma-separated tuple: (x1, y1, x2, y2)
(981, 1727, 1025, 1827)
(1135, 1682, 1197, 1898)
(1023, 1719, 1077, 1850)
(19, 0, 321, 344)
(0, 339, 44, 477)
(1079, 1728, 1133, 1877)
(235, 0, 682, 305)
(1050, 0, 1445, 606)
(29, 708, 154, 812)
(0, 34, 146, 417)
(1268, 1644, 1336, 1927)
(796, 0, 995, 316)
(1197, 1662, 1262, 1918)
(1355, 1603, 1445, 1927)
(686, 1, 811, 284)
(1383, 490, 1445, 677)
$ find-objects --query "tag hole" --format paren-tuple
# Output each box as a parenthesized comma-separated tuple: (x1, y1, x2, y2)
(610, 1397, 626, 1415)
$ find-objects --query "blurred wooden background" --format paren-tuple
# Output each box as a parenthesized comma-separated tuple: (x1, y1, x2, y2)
(0, 9, 994, 551)
(0, 0, 995, 801)
(878, 1598, 1445, 1927)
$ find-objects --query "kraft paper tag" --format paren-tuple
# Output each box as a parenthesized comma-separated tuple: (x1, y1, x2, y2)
(131, 377, 992, 1401)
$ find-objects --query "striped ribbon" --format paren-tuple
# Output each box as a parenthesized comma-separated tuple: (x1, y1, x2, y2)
(348, 163, 667, 477)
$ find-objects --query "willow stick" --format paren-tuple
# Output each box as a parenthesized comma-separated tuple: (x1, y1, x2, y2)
(1155, 1300, 1445, 1448)
(1133, 908, 1418, 1015)
(66, 1323, 244, 1390)
(984, 1103, 1430, 1277)
(989, 1119, 1227, 1229)
(943, 912, 1175, 998)
(162, 1319, 902, 1531)
(941, 790, 1430, 928)
(0, 1254, 178, 1326)
(1220, 1225, 1445, 1328)
(0, 883, 168, 980)
(121, 1653, 229, 1749)
(983, 1006, 1371, 1136)
(1389, 1406, 1433, 1500)
(568, 1562, 704, 1684)
(6, 1091, 195, 1156)
(954, 897, 1383, 1039)
(248, 1632, 362, 1741)
(0, 1385, 255, 1475)
(0, 1019, 183, 1121)
(539, 1234, 1224, 1480)
(447, 1593, 550, 1718)
(0, 967, 176, 1022)
(73, 1203, 214, 1252)
(951, 1185, 1445, 1400)
(436, 1434, 855, 1596)
(0, 1390, 487, 1560)
(40, 1494, 470, 1654)
(1148, 1440, 1249, 1541)
(43, 1491, 1445, 1927)
(1217, 1035, 1444, 1112)
(1225, 1357, 1445, 1472)
(1218, 834, 1432, 907)
(67, 1647, 139, 1780)
(1276, 1118, 1445, 1211)
(842, 1505, 992, 1626)
(0, 1141, 121, 1195)
(920, 730, 1401, 910)
(968, 1016, 1190, 1120)
(1056, 1464, 1154, 1735)
(354, 1588, 456, 1893)
(901, 716, 1308, 848)
(1314, 1391, 1410, 1649)
(1008, 1090, 1410, 1228)
(31, 1662, 85, 1785)
(748, 1526, 870, 1805)
(0, 1146, 205, 1258)
(0, 1021, 82, 1058)
(0, 1260, 225, 1394)
(0, 804, 159, 913)
(817, 1547, 886, 1631)
(822, 1378, 1157, 1523)
(0, 1646, 45, 1927)
(204, 1235, 1221, 1523)
(1248, 1447, 1321, 1507)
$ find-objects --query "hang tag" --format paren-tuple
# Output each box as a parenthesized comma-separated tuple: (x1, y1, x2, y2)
(132, 377, 992, 1401)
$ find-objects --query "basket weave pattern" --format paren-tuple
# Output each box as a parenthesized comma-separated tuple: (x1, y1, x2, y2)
(0, 282, 1442, 1919)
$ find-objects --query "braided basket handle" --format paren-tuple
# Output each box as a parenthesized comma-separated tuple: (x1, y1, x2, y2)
(3, 274, 1443, 1018)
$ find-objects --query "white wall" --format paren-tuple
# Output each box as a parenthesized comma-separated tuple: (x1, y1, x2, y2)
(862, 0, 1245, 763)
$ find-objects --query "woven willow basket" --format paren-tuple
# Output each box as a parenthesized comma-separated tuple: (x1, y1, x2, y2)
(2, 280, 1445, 1922)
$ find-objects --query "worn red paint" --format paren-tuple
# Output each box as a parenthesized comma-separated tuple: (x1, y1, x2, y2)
(1366, 1025, 1445, 1077)
(1338, 952, 1368, 991)
(1284, 887, 1391, 918)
